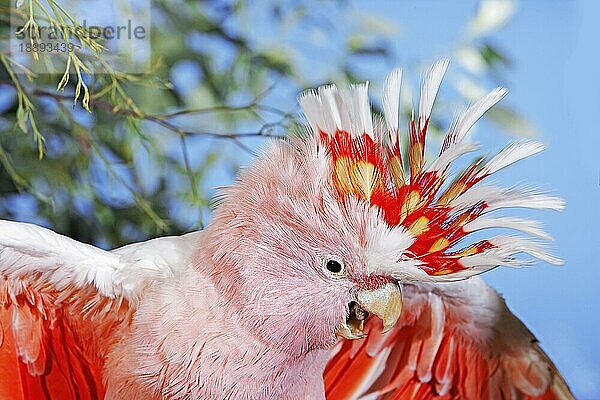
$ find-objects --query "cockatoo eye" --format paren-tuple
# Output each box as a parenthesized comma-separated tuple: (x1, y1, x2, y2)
(322, 256, 345, 277)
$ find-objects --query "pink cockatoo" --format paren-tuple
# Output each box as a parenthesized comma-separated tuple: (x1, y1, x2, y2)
(0, 60, 574, 400)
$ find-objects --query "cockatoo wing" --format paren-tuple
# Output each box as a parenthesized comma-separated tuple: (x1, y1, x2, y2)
(324, 277, 574, 400)
(0, 220, 199, 399)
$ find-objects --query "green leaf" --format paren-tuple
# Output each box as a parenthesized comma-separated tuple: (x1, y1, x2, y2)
(486, 105, 538, 137)
(16, 105, 28, 133)
(480, 43, 511, 68)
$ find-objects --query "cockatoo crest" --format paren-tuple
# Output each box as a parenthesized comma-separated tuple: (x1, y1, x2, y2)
(299, 59, 563, 280)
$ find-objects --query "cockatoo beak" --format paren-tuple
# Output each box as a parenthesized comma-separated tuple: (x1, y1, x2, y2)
(336, 282, 403, 339)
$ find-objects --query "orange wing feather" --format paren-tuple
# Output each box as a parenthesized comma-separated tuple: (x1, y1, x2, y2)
(0, 281, 130, 400)
(324, 280, 574, 400)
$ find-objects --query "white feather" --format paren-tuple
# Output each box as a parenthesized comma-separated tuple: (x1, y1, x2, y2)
(383, 68, 402, 145)
(320, 85, 344, 131)
(298, 90, 323, 135)
(372, 115, 388, 143)
(317, 84, 338, 134)
(441, 87, 508, 153)
(450, 185, 565, 212)
(0, 220, 197, 301)
(351, 82, 373, 138)
(418, 59, 449, 131)
(460, 235, 563, 268)
(427, 141, 480, 173)
(336, 89, 353, 134)
(0, 220, 121, 297)
(463, 216, 552, 240)
(365, 212, 416, 274)
(476, 140, 545, 179)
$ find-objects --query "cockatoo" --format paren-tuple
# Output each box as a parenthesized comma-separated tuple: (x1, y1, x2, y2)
(0, 60, 574, 400)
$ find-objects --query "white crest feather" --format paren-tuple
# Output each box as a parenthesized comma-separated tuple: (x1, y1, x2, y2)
(317, 84, 338, 134)
(441, 87, 508, 153)
(351, 82, 373, 138)
(418, 59, 449, 131)
(427, 141, 480, 173)
(321, 85, 343, 130)
(451, 185, 565, 212)
(435, 236, 562, 281)
(365, 222, 416, 274)
(460, 236, 563, 268)
(475, 140, 545, 179)
(383, 68, 402, 145)
(298, 90, 324, 135)
(463, 216, 552, 241)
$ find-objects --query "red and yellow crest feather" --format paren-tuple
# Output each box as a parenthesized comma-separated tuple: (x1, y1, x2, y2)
(299, 60, 563, 279)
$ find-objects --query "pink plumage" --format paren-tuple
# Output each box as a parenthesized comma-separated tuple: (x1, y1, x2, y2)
(0, 60, 573, 399)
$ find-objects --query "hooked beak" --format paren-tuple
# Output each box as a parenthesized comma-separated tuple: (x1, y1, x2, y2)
(336, 282, 403, 339)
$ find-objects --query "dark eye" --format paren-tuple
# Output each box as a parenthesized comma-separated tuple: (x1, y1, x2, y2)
(322, 256, 345, 277)
(326, 260, 343, 273)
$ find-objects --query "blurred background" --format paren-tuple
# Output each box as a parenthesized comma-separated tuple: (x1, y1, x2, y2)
(0, 0, 598, 397)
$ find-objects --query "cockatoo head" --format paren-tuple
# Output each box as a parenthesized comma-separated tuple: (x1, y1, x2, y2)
(206, 60, 563, 355)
